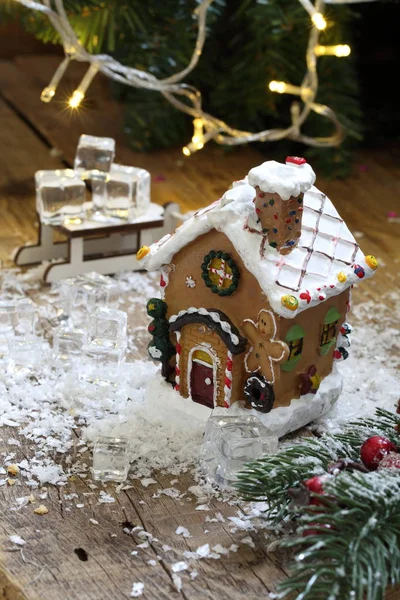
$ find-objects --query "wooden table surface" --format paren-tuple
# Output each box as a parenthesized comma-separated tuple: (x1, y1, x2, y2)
(0, 56, 399, 600)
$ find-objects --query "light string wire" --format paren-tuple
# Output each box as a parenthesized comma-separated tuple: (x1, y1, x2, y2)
(12, 0, 376, 155)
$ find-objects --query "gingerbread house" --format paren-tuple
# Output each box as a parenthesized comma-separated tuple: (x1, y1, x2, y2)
(138, 157, 377, 435)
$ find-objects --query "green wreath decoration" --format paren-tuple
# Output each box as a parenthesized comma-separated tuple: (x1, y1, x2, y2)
(201, 250, 240, 296)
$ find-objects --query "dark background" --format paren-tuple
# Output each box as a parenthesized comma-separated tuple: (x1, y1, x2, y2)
(353, 2, 400, 145)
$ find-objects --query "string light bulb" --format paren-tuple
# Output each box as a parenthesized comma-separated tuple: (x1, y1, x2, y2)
(68, 63, 99, 109)
(311, 12, 327, 29)
(40, 55, 71, 103)
(269, 81, 312, 101)
(12, 0, 372, 151)
(182, 126, 218, 156)
(315, 44, 351, 57)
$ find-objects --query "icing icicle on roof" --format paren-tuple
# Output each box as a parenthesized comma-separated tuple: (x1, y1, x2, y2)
(140, 159, 377, 318)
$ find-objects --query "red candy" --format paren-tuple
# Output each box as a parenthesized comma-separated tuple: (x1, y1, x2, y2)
(300, 290, 311, 304)
(286, 156, 307, 166)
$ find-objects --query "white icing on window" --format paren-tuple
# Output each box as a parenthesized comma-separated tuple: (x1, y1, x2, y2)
(205, 378, 212, 385)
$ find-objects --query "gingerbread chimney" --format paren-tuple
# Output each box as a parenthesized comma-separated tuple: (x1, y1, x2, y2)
(247, 157, 316, 255)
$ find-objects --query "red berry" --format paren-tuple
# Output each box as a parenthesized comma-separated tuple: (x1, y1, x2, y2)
(360, 436, 397, 470)
(304, 474, 332, 505)
(378, 452, 400, 470)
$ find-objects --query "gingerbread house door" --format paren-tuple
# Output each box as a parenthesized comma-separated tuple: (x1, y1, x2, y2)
(190, 349, 214, 408)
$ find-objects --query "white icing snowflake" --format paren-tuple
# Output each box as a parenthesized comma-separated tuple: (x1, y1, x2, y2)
(148, 346, 162, 359)
(185, 276, 196, 288)
(204, 378, 212, 386)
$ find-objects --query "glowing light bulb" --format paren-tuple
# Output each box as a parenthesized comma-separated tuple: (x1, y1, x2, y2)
(41, 87, 56, 103)
(182, 146, 191, 157)
(312, 12, 327, 30)
(269, 81, 286, 94)
(69, 91, 84, 108)
(315, 44, 351, 57)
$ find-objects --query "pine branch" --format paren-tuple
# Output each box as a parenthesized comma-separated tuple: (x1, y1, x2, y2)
(235, 408, 400, 520)
(278, 470, 400, 600)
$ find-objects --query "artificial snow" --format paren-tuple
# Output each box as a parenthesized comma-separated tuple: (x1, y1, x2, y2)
(8, 535, 26, 546)
(130, 582, 144, 597)
(247, 159, 316, 201)
(0, 266, 398, 591)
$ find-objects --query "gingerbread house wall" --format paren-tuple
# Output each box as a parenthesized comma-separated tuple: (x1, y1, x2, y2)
(275, 289, 350, 406)
(164, 228, 350, 409)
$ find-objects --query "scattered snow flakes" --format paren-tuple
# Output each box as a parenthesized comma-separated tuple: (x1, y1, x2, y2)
(130, 582, 144, 597)
(196, 543, 210, 558)
(137, 541, 149, 549)
(195, 504, 210, 511)
(75, 504, 85, 509)
(175, 526, 191, 538)
(141, 477, 157, 488)
(228, 516, 256, 533)
(98, 491, 115, 504)
(241, 536, 256, 548)
(205, 512, 225, 523)
(8, 535, 26, 546)
(89, 518, 98, 525)
(172, 573, 182, 593)
(162, 544, 173, 552)
(131, 550, 138, 556)
(147, 559, 157, 566)
(190, 570, 198, 580)
(7, 438, 21, 447)
(172, 561, 189, 573)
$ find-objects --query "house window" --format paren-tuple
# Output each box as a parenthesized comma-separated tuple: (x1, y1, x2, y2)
(319, 307, 341, 355)
(201, 250, 240, 296)
(281, 324, 305, 372)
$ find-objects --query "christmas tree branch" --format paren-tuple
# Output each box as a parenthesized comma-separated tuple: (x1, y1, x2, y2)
(278, 470, 400, 600)
(235, 408, 400, 600)
(235, 408, 400, 520)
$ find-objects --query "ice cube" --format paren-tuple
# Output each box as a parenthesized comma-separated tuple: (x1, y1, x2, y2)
(199, 415, 278, 487)
(92, 436, 130, 482)
(59, 273, 118, 326)
(0, 298, 36, 357)
(53, 324, 86, 365)
(74, 135, 115, 175)
(35, 169, 86, 225)
(7, 335, 47, 376)
(104, 164, 151, 220)
(87, 307, 127, 350)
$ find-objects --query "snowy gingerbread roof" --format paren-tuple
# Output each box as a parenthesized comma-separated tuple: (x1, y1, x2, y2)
(141, 159, 376, 318)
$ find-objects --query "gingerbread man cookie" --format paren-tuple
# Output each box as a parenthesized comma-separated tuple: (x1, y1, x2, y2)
(241, 309, 289, 384)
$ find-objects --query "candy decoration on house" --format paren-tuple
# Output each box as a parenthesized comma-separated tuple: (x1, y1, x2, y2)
(235, 407, 400, 600)
(138, 156, 377, 437)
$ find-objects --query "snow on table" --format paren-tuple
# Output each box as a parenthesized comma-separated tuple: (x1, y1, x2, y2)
(0, 266, 398, 600)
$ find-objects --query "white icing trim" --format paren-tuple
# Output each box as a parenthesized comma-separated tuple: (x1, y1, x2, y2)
(187, 345, 218, 408)
(169, 307, 240, 346)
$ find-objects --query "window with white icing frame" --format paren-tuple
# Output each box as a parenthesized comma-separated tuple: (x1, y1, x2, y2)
(281, 324, 305, 372)
(319, 307, 341, 355)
